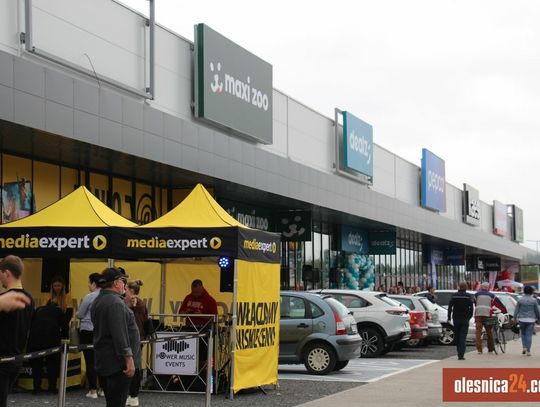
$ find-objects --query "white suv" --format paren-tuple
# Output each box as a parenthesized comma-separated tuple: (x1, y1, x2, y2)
(310, 290, 411, 358)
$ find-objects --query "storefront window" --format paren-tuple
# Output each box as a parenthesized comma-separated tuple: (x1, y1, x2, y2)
(313, 232, 322, 270)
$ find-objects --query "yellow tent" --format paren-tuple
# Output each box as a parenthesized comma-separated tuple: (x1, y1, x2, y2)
(0, 186, 136, 258)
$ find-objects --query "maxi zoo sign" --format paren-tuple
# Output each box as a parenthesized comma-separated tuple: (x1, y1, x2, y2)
(194, 24, 273, 144)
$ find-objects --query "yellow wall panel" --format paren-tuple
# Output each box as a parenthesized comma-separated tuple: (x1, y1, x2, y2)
(33, 161, 60, 211)
(61, 167, 79, 197)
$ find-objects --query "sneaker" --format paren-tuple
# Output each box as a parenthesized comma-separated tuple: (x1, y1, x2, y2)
(527, 352, 532, 356)
(98, 389, 105, 397)
(86, 390, 98, 399)
(523, 348, 527, 355)
(477, 351, 482, 354)
(126, 396, 139, 406)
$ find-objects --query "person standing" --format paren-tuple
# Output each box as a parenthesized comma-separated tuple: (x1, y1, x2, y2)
(125, 279, 148, 407)
(0, 255, 34, 407)
(514, 285, 540, 356)
(27, 300, 67, 394)
(447, 281, 474, 360)
(91, 268, 140, 407)
(178, 279, 218, 329)
(426, 286, 437, 304)
(49, 275, 73, 320)
(474, 282, 506, 354)
(76, 272, 102, 399)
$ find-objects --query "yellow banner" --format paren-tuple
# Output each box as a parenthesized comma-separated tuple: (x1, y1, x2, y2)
(233, 260, 280, 392)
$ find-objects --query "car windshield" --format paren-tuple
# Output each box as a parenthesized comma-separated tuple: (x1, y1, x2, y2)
(324, 297, 350, 318)
(376, 294, 403, 307)
(419, 297, 437, 311)
(496, 294, 516, 315)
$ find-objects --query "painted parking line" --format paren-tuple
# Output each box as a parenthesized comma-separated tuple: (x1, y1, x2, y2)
(278, 358, 438, 383)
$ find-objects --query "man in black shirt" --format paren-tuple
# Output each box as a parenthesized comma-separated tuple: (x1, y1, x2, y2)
(91, 267, 140, 407)
(0, 255, 34, 407)
(447, 281, 474, 360)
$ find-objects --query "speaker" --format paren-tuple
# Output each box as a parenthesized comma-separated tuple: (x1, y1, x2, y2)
(220, 264, 233, 292)
(41, 257, 70, 293)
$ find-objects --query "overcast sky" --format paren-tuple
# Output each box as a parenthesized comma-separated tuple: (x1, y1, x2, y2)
(121, 0, 540, 251)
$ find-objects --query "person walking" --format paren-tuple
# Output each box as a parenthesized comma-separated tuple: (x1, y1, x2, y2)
(91, 268, 140, 407)
(76, 272, 102, 399)
(514, 285, 540, 356)
(474, 282, 506, 354)
(447, 281, 474, 360)
(0, 255, 34, 407)
(125, 279, 148, 407)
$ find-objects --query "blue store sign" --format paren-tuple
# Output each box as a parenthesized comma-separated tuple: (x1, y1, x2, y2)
(343, 111, 373, 178)
(421, 148, 446, 212)
(340, 225, 369, 254)
(369, 230, 396, 255)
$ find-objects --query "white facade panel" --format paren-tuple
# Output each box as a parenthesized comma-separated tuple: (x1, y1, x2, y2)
(32, 0, 145, 91)
(395, 157, 419, 206)
(372, 146, 395, 198)
(0, 1, 18, 53)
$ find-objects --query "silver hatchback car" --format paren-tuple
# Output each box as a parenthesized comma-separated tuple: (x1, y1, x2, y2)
(279, 291, 362, 375)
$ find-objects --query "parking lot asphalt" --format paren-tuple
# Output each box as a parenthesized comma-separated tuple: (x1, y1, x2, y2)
(5, 342, 479, 407)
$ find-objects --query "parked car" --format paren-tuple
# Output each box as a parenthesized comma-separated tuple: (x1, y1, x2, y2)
(389, 295, 440, 346)
(310, 289, 411, 357)
(279, 291, 362, 375)
(415, 289, 513, 345)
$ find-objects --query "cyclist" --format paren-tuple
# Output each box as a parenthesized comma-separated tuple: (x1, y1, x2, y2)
(474, 282, 506, 354)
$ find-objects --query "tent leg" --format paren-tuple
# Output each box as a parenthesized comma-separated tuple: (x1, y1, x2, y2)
(229, 259, 238, 400)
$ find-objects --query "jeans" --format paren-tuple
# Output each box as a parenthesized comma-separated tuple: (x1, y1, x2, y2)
(475, 316, 494, 352)
(99, 370, 132, 407)
(453, 319, 469, 358)
(30, 353, 60, 391)
(519, 321, 535, 352)
(79, 330, 98, 390)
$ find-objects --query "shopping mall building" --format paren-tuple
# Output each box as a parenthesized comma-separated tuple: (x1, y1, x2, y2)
(1, 0, 538, 293)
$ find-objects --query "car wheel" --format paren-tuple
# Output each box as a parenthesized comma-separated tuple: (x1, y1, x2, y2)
(333, 360, 349, 371)
(407, 338, 421, 347)
(439, 324, 455, 345)
(358, 327, 384, 358)
(303, 342, 336, 375)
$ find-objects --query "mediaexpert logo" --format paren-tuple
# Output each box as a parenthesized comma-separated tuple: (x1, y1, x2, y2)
(208, 61, 269, 111)
(0, 234, 105, 252)
(243, 239, 276, 254)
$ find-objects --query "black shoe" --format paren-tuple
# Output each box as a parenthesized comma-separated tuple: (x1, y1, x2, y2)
(32, 388, 42, 395)
(458, 357, 465, 360)
(48, 389, 58, 394)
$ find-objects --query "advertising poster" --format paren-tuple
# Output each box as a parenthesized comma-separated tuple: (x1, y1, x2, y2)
(153, 333, 198, 375)
(2, 181, 33, 223)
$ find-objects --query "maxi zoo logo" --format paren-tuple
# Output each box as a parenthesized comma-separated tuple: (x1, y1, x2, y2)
(209, 62, 269, 111)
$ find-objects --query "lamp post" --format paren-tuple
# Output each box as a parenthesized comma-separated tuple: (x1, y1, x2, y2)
(527, 240, 540, 252)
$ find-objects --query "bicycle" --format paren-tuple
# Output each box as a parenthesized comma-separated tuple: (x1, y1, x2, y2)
(484, 310, 507, 354)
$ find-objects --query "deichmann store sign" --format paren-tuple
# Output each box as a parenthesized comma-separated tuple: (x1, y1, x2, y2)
(421, 149, 446, 212)
(194, 24, 273, 144)
(220, 199, 273, 231)
(340, 225, 369, 254)
(369, 230, 396, 255)
(463, 183, 480, 226)
(342, 112, 373, 178)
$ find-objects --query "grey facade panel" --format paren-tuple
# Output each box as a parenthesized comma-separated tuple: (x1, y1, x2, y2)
(45, 69, 74, 107)
(163, 139, 182, 167)
(45, 100, 74, 137)
(74, 80, 99, 115)
(198, 126, 214, 153)
(228, 137, 243, 163)
(0, 84, 14, 121)
(14, 90, 45, 130)
(122, 97, 144, 130)
(14, 59, 45, 98)
(180, 144, 198, 172)
(0, 52, 13, 87)
(122, 125, 144, 157)
(213, 131, 229, 158)
(240, 142, 255, 167)
(143, 132, 164, 163)
(100, 88, 122, 123)
(99, 118, 122, 151)
(163, 113, 181, 142)
(181, 119, 198, 148)
(74, 109, 99, 145)
(143, 105, 163, 136)
(241, 163, 256, 188)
